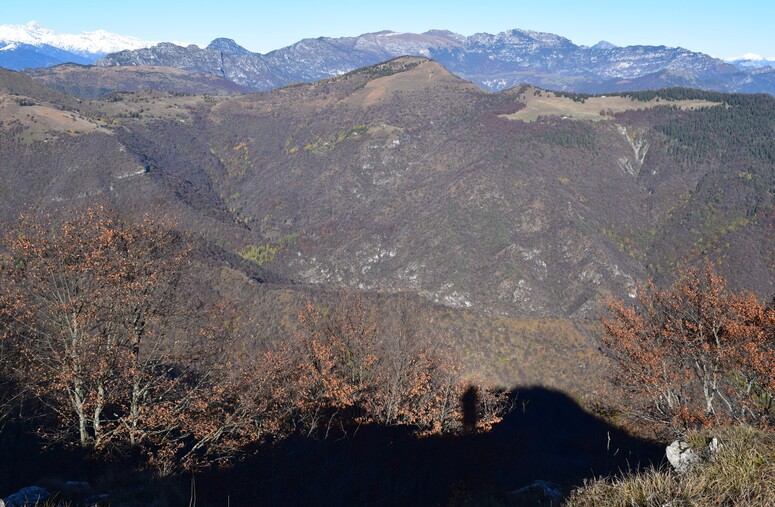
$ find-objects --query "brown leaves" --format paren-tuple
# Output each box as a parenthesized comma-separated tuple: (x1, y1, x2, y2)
(602, 264, 775, 436)
(6, 207, 280, 472)
(0, 208, 510, 476)
(287, 297, 509, 437)
(0, 207, 259, 473)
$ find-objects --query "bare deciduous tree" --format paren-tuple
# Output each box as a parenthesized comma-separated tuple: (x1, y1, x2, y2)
(0, 207, 284, 474)
(602, 264, 775, 435)
(289, 296, 509, 437)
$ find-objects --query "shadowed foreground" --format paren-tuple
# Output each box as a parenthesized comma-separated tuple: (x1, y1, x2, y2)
(0, 387, 663, 506)
(196, 387, 662, 505)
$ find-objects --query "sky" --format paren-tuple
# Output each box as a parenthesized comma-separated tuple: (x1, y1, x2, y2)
(3, 0, 774, 59)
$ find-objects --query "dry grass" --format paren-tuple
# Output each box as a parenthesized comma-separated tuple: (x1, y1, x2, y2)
(0, 94, 107, 142)
(565, 426, 775, 506)
(0, 88, 209, 144)
(502, 87, 721, 122)
(344, 59, 477, 107)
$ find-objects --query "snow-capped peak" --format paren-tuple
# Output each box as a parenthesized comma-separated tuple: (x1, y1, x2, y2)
(725, 52, 771, 62)
(0, 20, 155, 56)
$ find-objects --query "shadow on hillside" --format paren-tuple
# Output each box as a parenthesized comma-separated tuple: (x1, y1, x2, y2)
(0, 387, 663, 506)
(195, 386, 663, 506)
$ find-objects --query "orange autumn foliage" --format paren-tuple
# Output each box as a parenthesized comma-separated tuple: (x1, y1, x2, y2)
(602, 264, 774, 436)
(287, 297, 508, 437)
(0, 207, 281, 475)
(0, 208, 509, 476)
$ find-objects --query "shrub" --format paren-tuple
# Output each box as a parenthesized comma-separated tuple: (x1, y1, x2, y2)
(602, 264, 775, 436)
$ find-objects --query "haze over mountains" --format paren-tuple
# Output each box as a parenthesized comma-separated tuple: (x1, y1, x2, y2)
(3, 22, 775, 96)
(725, 53, 775, 69)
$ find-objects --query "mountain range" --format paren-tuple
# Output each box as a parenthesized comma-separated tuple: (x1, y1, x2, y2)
(3, 22, 775, 97)
(2, 21, 775, 503)
(2, 57, 774, 391)
(94, 29, 775, 95)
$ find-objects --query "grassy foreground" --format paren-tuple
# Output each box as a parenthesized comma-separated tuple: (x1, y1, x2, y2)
(566, 426, 775, 507)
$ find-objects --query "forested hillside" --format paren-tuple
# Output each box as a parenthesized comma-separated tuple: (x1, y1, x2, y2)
(0, 57, 774, 505)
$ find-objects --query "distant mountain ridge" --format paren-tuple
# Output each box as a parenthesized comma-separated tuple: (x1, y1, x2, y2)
(95, 28, 775, 95)
(4, 23, 775, 96)
(0, 21, 154, 70)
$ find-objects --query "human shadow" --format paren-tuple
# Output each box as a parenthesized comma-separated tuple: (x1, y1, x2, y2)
(196, 386, 663, 506)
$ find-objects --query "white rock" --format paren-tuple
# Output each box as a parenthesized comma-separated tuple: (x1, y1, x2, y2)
(666, 440, 700, 473)
(709, 437, 722, 454)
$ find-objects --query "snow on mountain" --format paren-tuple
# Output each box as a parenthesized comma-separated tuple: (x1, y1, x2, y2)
(729, 53, 766, 61)
(0, 21, 154, 57)
(725, 53, 775, 69)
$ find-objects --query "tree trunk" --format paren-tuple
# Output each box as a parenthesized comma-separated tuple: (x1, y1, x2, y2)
(130, 377, 141, 446)
(93, 382, 105, 447)
(73, 382, 89, 447)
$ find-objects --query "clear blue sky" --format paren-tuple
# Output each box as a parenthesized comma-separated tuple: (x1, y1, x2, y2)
(4, 0, 774, 58)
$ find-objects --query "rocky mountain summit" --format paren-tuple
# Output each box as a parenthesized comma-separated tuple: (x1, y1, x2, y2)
(96, 28, 775, 94)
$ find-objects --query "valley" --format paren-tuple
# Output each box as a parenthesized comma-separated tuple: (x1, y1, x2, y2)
(2, 57, 774, 392)
(1, 48, 774, 505)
